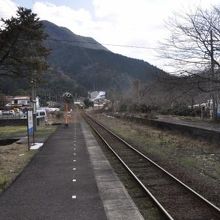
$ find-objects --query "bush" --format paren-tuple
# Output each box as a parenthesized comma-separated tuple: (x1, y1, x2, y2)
(160, 103, 197, 116)
(84, 99, 94, 108)
(127, 103, 159, 113)
(119, 103, 128, 112)
(139, 104, 148, 113)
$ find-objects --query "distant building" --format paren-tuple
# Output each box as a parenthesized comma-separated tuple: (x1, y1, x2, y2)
(88, 91, 106, 102)
(6, 96, 40, 109)
(11, 96, 30, 107)
(88, 91, 99, 100)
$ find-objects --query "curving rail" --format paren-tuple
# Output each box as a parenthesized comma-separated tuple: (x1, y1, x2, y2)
(83, 112, 220, 220)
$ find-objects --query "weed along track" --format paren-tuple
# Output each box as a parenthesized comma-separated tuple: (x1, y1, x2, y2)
(83, 113, 220, 220)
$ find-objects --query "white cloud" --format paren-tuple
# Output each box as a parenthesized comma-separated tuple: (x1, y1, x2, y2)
(33, 0, 165, 65)
(33, 2, 94, 37)
(92, 0, 220, 68)
(2, 0, 220, 71)
(0, 0, 17, 21)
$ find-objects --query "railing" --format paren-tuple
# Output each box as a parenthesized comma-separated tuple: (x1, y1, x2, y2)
(0, 113, 27, 120)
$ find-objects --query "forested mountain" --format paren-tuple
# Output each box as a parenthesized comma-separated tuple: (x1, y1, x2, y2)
(43, 20, 108, 51)
(0, 20, 167, 98)
(42, 21, 166, 96)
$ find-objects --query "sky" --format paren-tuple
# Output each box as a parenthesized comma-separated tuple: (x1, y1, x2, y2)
(0, 0, 220, 72)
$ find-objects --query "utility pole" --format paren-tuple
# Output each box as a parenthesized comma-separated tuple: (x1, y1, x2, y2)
(31, 77, 37, 133)
(210, 29, 217, 120)
(30, 77, 36, 146)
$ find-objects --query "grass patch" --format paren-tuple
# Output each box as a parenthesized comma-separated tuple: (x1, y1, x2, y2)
(0, 124, 57, 193)
(0, 175, 7, 189)
(35, 125, 57, 140)
(0, 143, 35, 192)
(94, 113, 220, 206)
(0, 126, 26, 139)
(0, 125, 57, 140)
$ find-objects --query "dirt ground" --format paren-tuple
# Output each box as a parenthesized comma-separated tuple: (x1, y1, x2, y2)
(93, 112, 220, 207)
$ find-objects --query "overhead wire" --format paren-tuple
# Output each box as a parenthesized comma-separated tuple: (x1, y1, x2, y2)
(46, 37, 157, 50)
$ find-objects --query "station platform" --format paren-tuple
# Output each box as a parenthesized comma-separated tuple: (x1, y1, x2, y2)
(0, 112, 143, 220)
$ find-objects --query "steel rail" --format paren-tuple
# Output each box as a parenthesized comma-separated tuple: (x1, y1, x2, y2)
(84, 113, 173, 219)
(84, 113, 220, 215)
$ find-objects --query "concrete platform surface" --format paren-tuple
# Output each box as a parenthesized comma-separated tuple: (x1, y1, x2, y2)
(0, 112, 143, 220)
(81, 120, 144, 220)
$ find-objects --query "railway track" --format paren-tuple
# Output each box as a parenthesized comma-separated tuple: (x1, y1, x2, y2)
(83, 113, 220, 220)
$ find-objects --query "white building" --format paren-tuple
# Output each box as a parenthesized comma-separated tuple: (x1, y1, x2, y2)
(7, 96, 40, 108)
(89, 91, 106, 102)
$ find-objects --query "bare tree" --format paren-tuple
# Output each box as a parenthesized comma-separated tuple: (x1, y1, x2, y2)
(140, 75, 198, 109)
(159, 7, 220, 119)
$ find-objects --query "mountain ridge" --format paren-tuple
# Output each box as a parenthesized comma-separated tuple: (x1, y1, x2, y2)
(42, 20, 109, 51)
(0, 20, 167, 99)
(41, 20, 167, 96)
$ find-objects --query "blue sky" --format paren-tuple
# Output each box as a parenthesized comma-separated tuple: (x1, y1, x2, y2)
(1, 0, 220, 71)
(15, 0, 94, 11)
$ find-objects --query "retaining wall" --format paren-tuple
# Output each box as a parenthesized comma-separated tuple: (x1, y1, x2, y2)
(113, 114, 220, 144)
(0, 118, 45, 126)
(0, 119, 27, 126)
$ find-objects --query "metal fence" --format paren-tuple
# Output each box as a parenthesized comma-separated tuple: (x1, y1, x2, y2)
(0, 113, 27, 120)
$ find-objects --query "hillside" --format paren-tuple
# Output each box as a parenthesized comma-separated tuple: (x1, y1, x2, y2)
(43, 20, 108, 51)
(41, 21, 167, 96)
(0, 21, 167, 99)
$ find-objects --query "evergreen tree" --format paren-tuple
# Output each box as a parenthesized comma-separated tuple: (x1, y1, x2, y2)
(0, 7, 49, 82)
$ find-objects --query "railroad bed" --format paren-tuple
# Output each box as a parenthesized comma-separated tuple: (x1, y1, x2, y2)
(83, 113, 220, 220)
